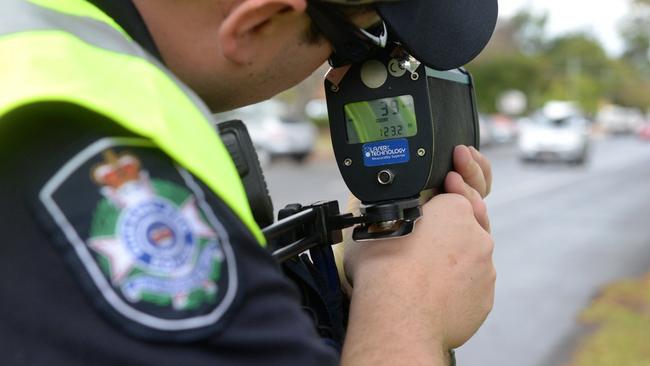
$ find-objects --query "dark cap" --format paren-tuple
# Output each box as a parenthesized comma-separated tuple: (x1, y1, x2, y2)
(320, 0, 499, 70)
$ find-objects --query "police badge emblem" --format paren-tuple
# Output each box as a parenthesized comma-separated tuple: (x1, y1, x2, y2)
(89, 149, 225, 311)
(39, 138, 238, 336)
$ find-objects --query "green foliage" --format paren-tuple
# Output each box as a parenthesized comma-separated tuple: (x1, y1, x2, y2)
(566, 275, 650, 366)
(469, 8, 650, 115)
(468, 54, 549, 113)
(510, 11, 548, 55)
(621, 0, 650, 73)
(607, 60, 650, 109)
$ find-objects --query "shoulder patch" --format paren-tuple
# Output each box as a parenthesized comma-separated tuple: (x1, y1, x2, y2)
(38, 137, 238, 339)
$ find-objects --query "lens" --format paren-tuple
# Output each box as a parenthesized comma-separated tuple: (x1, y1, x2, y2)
(377, 169, 395, 185)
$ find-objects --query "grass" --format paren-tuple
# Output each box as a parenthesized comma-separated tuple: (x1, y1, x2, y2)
(565, 273, 650, 366)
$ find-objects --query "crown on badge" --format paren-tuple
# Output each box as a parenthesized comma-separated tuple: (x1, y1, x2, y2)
(92, 150, 142, 189)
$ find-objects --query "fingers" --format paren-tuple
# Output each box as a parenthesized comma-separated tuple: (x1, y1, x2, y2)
(469, 146, 493, 196)
(453, 146, 488, 198)
(444, 171, 491, 233)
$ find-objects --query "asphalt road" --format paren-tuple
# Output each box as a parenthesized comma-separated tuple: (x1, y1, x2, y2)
(263, 135, 650, 366)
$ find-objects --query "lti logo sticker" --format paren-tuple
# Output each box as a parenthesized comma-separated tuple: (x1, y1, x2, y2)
(362, 138, 410, 167)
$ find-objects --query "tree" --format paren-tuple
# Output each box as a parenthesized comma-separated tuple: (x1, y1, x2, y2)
(543, 33, 612, 113)
(469, 9, 551, 113)
(510, 10, 549, 55)
(475, 9, 548, 60)
(466, 6, 650, 114)
(469, 55, 548, 113)
(620, 0, 650, 72)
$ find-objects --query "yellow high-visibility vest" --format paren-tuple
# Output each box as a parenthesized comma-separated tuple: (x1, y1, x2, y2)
(0, 0, 265, 245)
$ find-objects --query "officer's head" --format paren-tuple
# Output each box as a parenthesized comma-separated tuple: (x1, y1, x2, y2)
(132, 0, 496, 112)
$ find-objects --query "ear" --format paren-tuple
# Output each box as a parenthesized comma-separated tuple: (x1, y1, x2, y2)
(219, 0, 307, 65)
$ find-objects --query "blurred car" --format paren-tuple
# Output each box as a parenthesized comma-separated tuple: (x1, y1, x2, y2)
(597, 104, 645, 135)
(489, 114, 518, 143)
(639, 123, 650, 141)
(479, 114, 494, 148)
(518, 103, 590, 165)
(215, 100, 317, 164)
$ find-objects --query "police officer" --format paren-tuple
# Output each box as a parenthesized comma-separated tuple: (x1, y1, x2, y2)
(0, 0, 496, 365)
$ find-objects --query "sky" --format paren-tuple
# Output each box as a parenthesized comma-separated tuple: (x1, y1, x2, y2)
(498, 0, 631, 55)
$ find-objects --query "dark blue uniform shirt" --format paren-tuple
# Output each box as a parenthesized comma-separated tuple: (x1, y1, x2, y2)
(0, 2, 339, 364)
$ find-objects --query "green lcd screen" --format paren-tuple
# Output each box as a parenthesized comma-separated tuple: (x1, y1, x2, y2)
(344, 95, 417, 144)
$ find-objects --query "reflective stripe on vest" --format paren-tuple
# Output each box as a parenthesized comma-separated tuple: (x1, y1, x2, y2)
(0, 0, 265, 245)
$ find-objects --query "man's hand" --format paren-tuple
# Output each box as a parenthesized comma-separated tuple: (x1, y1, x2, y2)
(444, 145, 493, 232)
(342, 194, 495, 365)
(340, 145, 495, 365)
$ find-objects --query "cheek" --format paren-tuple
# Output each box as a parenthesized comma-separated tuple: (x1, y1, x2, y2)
(204, 38, 332, 110)
(268, 43, 331, 92)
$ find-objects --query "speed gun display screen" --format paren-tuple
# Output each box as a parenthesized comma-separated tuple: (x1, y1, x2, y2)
(344, 95, 417, 144)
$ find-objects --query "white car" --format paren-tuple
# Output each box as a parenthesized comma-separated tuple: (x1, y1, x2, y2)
(215, 100, 317, 164)
(597, 104, 645, 135)
(479, 114, 494, 148)
(518, 113, 590, 165)
(489, 115, 518, 144)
